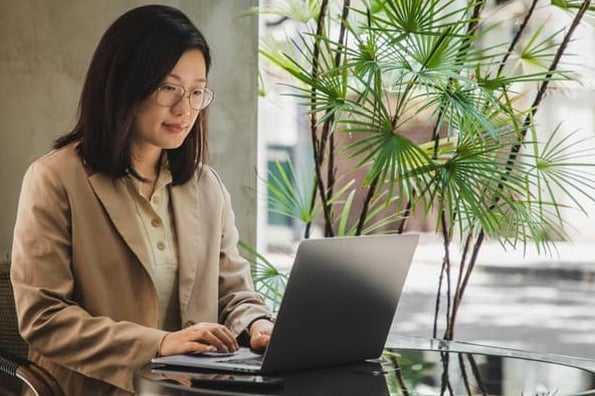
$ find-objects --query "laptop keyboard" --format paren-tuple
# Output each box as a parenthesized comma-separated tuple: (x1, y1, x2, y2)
(219, 355, 264, 366)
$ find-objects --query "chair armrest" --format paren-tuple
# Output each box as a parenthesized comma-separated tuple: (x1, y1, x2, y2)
(0, 349, 65, 396)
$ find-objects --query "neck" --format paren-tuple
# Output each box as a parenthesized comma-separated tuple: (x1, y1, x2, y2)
(131, 147, 162, 180)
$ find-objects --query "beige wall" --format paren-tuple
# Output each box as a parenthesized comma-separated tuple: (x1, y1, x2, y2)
(0, 0, 259, 255)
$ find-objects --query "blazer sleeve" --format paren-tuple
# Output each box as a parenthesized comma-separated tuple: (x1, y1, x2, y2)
(205, 168, 272, 335)
(10, 161, 167, 392)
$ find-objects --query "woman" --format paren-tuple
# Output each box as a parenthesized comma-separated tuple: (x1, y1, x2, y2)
(10, 5, 273, 395)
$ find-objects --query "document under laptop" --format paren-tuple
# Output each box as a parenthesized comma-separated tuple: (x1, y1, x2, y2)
(152, 233, 419, 374)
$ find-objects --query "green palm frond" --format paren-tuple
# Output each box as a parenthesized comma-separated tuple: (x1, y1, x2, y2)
(263, 159, 318, 224)
(516, 25, 570, 75)
(356, 191, 407, 235)
(552, 0, 595, 29)
(341, 129, 434, 204)
(252, 0, 322, 23)
(329, 186, 406, 236)
(420, 132, 528, 235)
(528, 125, 595, 216)
(261, 34, 352, 125)
(481, 197, 568, 254)
(335, 189, 356, 236)
(373, 0, 476, 35)
(239, 241, 288, 312)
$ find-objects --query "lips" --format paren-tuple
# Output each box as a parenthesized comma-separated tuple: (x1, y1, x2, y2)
(163, 122, 188, 133)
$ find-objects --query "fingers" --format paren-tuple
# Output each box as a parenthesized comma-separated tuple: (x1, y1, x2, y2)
(159, 322, 239, 356)
(250, 333, 270, 353)
(248, 319, 274, 353)
(191, 324, 237, 353)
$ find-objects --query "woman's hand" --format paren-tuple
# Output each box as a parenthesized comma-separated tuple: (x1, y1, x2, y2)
(248, 319, 274, 352)
(158, 322, 239, 356)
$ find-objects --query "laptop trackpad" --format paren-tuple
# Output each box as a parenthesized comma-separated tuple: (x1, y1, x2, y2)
(214, 348, 263, 363)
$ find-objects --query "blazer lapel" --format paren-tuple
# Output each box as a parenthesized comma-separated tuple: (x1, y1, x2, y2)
(170, 180, 203, 312)
(88, 173, 153, 281)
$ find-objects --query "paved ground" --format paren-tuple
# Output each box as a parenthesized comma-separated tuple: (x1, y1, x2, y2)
(390, 236, 595, 363)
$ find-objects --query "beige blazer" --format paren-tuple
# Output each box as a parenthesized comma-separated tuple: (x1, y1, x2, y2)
(10, 144, 270, 395)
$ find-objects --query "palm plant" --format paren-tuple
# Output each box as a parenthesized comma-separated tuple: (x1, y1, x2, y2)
(239, 241, 288, 312)
(256, 0, 595, 339)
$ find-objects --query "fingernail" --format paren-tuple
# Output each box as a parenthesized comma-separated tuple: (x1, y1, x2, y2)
(209, 346, 217, 352)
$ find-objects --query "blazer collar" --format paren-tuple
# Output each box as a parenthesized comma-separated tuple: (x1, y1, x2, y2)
(88, 173, 153, 280)
(170, 180, 202, 310)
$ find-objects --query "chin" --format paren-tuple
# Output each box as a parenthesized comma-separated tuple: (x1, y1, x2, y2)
(162, 137, 188, 150)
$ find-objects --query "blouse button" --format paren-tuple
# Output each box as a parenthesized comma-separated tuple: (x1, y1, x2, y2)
(157, 241, 165, 251)
(151, 218, 160, 227)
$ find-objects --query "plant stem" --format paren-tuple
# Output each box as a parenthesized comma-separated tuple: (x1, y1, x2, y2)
(320, 0, 351, 236)
(446, 232, 473, 340)
(307, 0, 335, 236)
(432, 1, 485, 340)
(433, 210, 453, 338)
(389, 354, 411, 395)
(439, 351, 454, 396)
(306, 0, 352, 238)
(496, 0, 539, 78)
(397, 196, 413, 234)
(440, 211, 453, 340)
(355, 173, 379, 235)
(320, 116, 336, 237)
(448, 230, 484, 339)
(458, 353, 473, 396)
(433, 257, 445, 338)
(455, 233, 473, 301)
(467, 353, 488, 395)
(507, 0, 591, 166)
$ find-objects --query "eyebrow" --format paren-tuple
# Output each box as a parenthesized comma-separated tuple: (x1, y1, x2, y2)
(167, 73, 207, 83)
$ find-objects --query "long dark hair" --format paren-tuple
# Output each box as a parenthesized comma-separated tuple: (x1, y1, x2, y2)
(54, 5, 211, 184)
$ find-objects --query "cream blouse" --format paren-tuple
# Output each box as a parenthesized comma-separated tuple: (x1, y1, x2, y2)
(126, 166, 180, 331)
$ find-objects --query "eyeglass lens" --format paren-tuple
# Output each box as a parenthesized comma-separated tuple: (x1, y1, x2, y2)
(155, 85, 214, 110)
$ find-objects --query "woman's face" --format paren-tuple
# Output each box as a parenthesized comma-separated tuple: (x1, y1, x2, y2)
(131, 49, 207, 161)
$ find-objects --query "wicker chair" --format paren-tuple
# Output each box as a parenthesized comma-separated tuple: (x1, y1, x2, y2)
(0, 259, 64, 396)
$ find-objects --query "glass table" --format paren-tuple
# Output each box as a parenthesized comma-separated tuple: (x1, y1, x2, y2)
(135, 336, 595, 395)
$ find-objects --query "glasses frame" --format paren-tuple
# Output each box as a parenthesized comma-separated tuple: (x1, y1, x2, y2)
(153, 83, 214, 111)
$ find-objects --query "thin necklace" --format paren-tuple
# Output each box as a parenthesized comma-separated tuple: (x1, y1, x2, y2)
(142, 178, 157, 199)
(131, 154, 162, 199)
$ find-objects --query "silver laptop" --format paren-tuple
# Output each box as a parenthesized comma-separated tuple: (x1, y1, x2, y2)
(152, 233, 419, 374)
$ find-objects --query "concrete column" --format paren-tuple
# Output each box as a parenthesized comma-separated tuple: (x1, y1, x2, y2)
(186, 0, 260, 251)
(0, 0, 259, 254)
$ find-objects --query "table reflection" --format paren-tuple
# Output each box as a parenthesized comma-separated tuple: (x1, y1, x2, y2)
(136, 347, 595, 395)
(384, 349, 595, 395)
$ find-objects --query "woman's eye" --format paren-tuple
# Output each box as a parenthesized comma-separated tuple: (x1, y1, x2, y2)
(191, 89, 204, 97)
(160, 84, 178, 92)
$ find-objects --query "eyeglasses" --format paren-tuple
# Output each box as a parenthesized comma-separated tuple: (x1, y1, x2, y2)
(153, 83, 214, 111)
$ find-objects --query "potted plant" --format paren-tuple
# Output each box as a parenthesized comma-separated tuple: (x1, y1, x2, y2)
(253, 0, 595, 341)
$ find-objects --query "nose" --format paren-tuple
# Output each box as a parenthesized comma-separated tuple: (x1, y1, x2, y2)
(171, 93, 193, 116)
